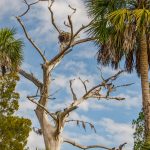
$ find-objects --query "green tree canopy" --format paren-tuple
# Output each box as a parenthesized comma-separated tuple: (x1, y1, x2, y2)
(0, 73, 31, 150)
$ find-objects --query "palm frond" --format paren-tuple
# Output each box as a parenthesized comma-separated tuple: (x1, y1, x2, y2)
(133, 9, 150, 32)
(86, 0, 150, 75)
(0, 28, 24, 75)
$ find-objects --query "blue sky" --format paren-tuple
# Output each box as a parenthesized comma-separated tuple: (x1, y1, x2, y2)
(0, 0, 143, 149)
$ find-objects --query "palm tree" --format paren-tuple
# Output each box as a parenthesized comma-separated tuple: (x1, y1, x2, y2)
(86, 0, 150, 148)
(0, 28, 23, 75)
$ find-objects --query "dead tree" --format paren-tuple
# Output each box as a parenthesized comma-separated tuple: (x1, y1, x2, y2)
(16, 0, 131, 150)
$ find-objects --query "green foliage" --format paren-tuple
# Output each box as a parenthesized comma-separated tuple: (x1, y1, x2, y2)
(85, 0, 150, 75)
(0, 28, 24, 75)
(132, 111, 150, 150)
(0, 73, 32, 150)
(0, 73, 19, 115)
(0, 115, 31, 150)
(132, 111, 145, 150)
(86, 0, 126, 43)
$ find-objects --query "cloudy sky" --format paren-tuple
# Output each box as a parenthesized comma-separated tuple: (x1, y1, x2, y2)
(0, 0, 142, 150)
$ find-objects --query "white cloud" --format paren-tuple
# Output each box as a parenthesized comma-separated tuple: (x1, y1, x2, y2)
(52, 73, 97, 93)
(68, 111, 92, 122)
(107, 93, 141, 109)
(52, 74, 68, 88)
(48, 100, 69, 112)
(15, 89, 35, 111)
(74, 48, 97, 59)
(0, 0, 22, 19)
(27, 131, 45, 150)
(19, 100, 35, 111)
(22, 62, 33, 71)
(63, 131, 112, 147)
(98, 118, 134, 150)
(88, 100, 108, 110)
(77, 100, 107, 112)
(100, 66, 121, 75)
(63, 60, 87, 73)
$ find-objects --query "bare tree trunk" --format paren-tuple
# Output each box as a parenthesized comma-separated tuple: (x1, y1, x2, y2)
(35, 110, 63, 150)
(34, 64, 63, 150)
(140, 34, 150, 140)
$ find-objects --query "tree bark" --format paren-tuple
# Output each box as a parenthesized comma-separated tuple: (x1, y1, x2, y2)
(140, 33, 150, 137)
(34, 64, 63, 150)
(36, 110, 63, 150)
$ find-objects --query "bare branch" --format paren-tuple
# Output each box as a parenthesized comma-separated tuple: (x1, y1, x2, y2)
(68, 5, 76, 16)
(28, 94, 56, 100)
(104, 70, 124, 83)
(78, 77, 88, 93)
(48, 45, 71, 66)
(60, 71, 129, 119)
(64, 21, 70, 28)
(33, 127, 42, 135)
(19, 69, 43, 88)
(19, 0, 39, 17)
(66, 119, 96, 133)
(71, 37, 96, 47)
(62, 106, 78, 118)
(16, 17, 47, 62)
(97, 96, 125, 101)
(69, 79, 77, 101)
(48, 0, 61, 34)
(64, 139, 127, 150)
(73, 20, 93, 38)
(68, 15, 73, 39)
(48, 37, 95, 66)
(85, 70, 125, 98)
(115, 83, 134, 89)
(118, 143, 127, 150)
(27, 96, 56, 121)
(64, 139, 111, 150)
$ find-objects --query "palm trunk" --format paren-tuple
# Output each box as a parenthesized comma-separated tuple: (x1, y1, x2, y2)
(140, 34, 150, 145)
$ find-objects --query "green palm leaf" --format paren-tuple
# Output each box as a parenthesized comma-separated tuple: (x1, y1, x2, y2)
(0, 28, 24, 75)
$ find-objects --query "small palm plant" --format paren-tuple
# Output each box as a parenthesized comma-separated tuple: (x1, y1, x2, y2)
(0, 28, 23, 75)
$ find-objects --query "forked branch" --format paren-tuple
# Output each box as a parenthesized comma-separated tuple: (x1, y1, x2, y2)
(79, 77, 88, 93)
(19, 0, 39, 17)
(27, 96, 56, 121)
(46, 0, 96, 67)
(61, 70, 131, 120)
